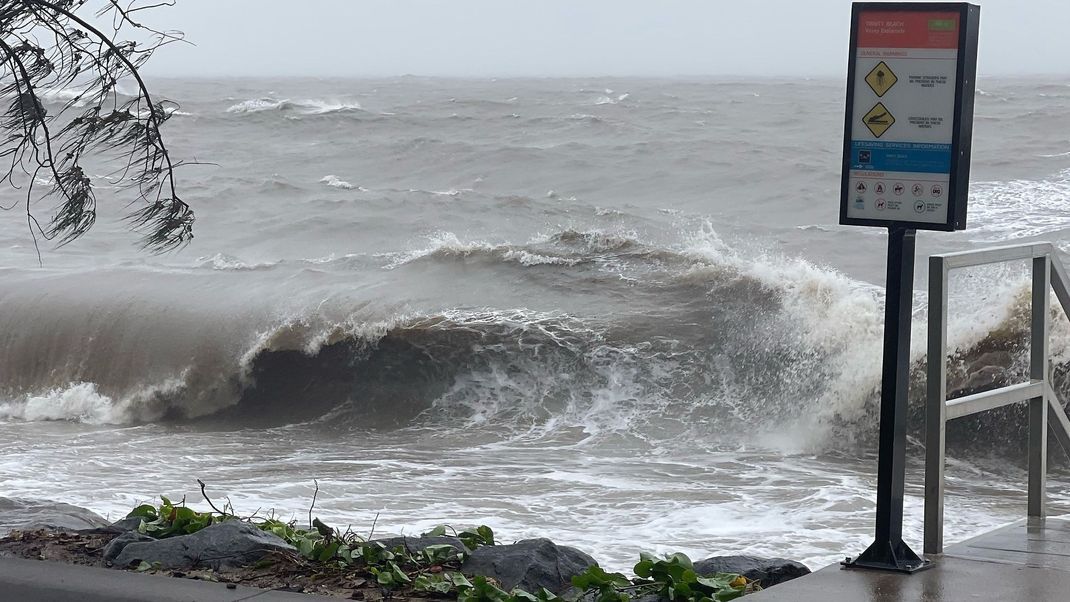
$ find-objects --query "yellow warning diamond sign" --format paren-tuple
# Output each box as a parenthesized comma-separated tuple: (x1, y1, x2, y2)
(863, 102, 895, 138)
(865, 61, 897, 97)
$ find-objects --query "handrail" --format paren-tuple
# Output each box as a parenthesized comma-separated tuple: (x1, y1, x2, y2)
(924, 242, 1070, 555)
(933, 242, 1053, 269)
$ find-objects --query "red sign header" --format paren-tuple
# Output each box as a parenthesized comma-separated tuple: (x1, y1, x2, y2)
(857, 11, 960, 49)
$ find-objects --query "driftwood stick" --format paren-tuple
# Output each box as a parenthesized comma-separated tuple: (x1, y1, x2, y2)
(368, 512, 380, 541)
(308, 479, 319, 530)
(197, 479, 228, 516)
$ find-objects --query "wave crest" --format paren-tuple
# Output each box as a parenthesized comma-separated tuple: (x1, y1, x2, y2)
(226, 97, 365, 115)
(0, 224, 1060, 453)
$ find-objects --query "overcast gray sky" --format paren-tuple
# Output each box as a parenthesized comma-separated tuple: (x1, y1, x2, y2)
(142, 0, 1066, 78)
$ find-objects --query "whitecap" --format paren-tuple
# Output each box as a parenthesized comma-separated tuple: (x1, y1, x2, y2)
(320, 175, 356, 190)
(593, 93, 630, 106)
(194, 253, 279, 271)
(226, 97, 364, 115)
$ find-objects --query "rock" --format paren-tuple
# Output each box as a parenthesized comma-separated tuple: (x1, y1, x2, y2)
(103, 531, 156, 563)
(111, 520, 296, 570)
(460, 538, 597, 594)
(372, 535, 470, 556)
(0, 497, 110, 536)
(693, 555, 810, 588)
(108, 516, 144, 533)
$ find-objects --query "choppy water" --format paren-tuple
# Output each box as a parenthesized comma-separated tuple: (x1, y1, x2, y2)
(2, 76, 1070, 570)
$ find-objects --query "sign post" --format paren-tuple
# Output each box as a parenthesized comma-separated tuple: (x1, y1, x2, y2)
(839, 3, 979, 573)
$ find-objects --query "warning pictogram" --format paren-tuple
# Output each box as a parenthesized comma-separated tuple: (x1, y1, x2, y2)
(863, 102, 895, 138)
(865, 61, 898, 97)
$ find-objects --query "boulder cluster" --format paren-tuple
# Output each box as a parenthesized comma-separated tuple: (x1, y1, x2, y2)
(0, 497, 810, 596)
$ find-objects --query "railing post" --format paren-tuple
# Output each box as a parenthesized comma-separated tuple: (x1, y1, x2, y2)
(1028, 254, 1050, 518)
(924, 256, 948, 554)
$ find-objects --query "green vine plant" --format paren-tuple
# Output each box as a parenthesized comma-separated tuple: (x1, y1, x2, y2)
(120, 481, 758, 601)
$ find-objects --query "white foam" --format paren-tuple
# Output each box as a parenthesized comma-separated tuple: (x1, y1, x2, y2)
(226, 98, 286, 113)
(194, 253, 279, 271)
(320, 175, 356, 190)
(226, 97, 364, 115)
(677, 220, 985, 449)
(0, 383, 119, 424)
(501, 250, 580, 266)
(593, 93, 630, 105)
(968, 169, 1070, 240)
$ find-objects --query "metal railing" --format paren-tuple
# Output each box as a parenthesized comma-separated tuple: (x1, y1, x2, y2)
(924, 242, 1070, 554)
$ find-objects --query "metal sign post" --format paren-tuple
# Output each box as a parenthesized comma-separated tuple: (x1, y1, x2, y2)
(838, 2, 979, 573)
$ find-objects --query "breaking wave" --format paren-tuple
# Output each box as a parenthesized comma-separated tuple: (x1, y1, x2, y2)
(320, 175, 357, 190)
(0, 225, 1059, 451)
(594, 93, 630, 105)
(226, 97, 365, 115)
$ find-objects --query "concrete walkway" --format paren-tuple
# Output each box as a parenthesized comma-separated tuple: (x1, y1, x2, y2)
(753, 518, 1070, 601)
(0, 555, 334, 601)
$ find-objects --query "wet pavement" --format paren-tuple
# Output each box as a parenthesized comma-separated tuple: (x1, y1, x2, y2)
(754, 518, 1070, 601)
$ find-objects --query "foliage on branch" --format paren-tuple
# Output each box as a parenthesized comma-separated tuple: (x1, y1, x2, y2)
(0, 0, 194, 253)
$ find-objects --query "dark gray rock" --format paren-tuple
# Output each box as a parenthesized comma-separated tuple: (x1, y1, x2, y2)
(108, 517, 144, 533)
(0, 497, 110, 536)
(111, 520, 296, 570)
(372, 535, 470, 556)
(103, 531, 156, 563)
(460, 538, 598, 594)
(693, 555, 810, 588)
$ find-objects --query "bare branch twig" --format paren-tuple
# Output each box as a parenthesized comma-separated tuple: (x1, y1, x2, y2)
(308, 479, 319, 531)
(368, 512, 379, 541)
(197, 478, 228, 517)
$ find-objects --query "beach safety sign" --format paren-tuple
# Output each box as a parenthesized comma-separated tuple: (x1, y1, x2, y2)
(840, 3, 979, 231)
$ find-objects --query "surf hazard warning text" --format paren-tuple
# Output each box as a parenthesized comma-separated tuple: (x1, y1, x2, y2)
(842, 7, 966, 227)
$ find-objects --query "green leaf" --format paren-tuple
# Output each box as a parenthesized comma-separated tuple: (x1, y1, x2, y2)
(426, 525, 448, 537)
(477, 525, 494, 546)
(668, 553, 694, 570)
(317, 541, 341, 562)
(571, 565, 631, 591)
(634, 559, 654, 578)
(536, 588, 560, 601)
(449, 572, 473, 589)
(172, 506, 197, 522)
(695, 575, 732, 591)
(714, 588, 745, 602)
(376, 570, 395, 587)
(296, 537, 315, 558)
(126, 504, 158, 520)
(136, 560, 153, 572)
(390, 562, 411, 584)
(420, 543, 459, 564)
(414, 574, 454, 594)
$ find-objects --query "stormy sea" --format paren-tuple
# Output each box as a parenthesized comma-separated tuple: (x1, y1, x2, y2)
(2, 76, 1070, 570)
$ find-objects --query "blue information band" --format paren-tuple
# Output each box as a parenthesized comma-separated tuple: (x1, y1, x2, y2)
(850, 141, 952, 174)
